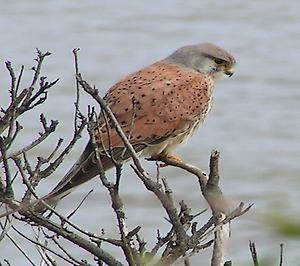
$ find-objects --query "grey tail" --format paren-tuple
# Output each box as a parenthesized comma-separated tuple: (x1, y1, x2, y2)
(34, 141, 146, 212)
(34, 141, 114, 212)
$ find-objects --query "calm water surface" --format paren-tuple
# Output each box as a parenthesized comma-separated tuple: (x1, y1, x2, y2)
(0, 1, 300, 265)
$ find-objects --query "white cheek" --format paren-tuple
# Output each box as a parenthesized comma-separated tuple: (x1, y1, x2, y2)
(201, 62, 216, 74)
(196, 58, 216, 74)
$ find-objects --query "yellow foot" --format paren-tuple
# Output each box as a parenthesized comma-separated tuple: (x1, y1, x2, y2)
(151, 152, 183, 167)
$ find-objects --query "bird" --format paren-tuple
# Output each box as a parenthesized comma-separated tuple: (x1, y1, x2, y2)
(37, 42, 236, 210)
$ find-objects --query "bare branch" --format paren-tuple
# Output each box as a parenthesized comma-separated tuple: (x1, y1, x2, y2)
(5, 61, 17, 100)
(38, 115, 87, 179)
(211, 213, 230, 266)
(66, 189, 93, 220)
(28, 49, 51, 92)
(249, 241, 259, 266)
(0, 214, 13, 243)
(2, 230, 36, 266)
(16, 65, 24, 95)
(50, 234, 84, 265)
(0, 88, 28, 134)
(147, 156, 208, 190)
(0, 137, 13, 198)
(0, 50, 58, 134)
(19, 211, 125, 266)
(279, 243, 283, 266)
(88, 116, 135, 266)
(2, 116, 59, 161)
(73, 48, 81, 131)
(12, 225, 78, 265)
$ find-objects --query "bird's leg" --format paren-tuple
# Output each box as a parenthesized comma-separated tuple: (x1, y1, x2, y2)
(151, 151, 183, 167)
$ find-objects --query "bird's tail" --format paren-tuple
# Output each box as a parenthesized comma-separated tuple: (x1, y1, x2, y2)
(33, 140, 147, 213)
(33, 141, 115, 212)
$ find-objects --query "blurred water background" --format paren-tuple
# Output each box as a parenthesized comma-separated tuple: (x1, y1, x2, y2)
(0, 0, 300, 265)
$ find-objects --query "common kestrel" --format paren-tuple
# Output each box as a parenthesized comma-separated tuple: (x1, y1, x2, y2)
(40, 43, 236, 208)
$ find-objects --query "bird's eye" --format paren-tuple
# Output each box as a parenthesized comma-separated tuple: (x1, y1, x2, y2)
(214, 58, 223, 65)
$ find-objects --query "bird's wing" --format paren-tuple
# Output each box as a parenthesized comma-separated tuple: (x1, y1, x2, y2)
(96, 61, 212, 151)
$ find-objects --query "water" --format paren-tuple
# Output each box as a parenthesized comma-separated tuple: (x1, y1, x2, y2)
(0, 0, 300, 265)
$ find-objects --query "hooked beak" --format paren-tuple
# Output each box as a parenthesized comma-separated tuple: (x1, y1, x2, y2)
(225, 70, 234, 77)
(224, 65, 235, 77)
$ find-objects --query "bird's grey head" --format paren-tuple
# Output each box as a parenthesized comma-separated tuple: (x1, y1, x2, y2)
(165, 43, 236, 79)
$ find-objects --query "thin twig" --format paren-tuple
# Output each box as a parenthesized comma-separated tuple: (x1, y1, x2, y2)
(16, 65, 24, 95)
(249, 241, 259, 266)
(28, 49, 51, 92)
(5, 61, 17, 99)
(67, 189, 94, 220)
(12, 225, 76, 265)
(0, 137, 13, 197)
(4, 231, 36, 266)
(20, 211, 125, 266)
(120, 98, 137, 159)
(39, 115, 86, 179)
(0, 50, 58, 134)
(0, 215, 14, 242)
(2, 117, 59, 161)
(147, 154, 208, 190)
(73, 48, 81, 131)
(279, 243, 283, 266)
(51, 235, 84, 265)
